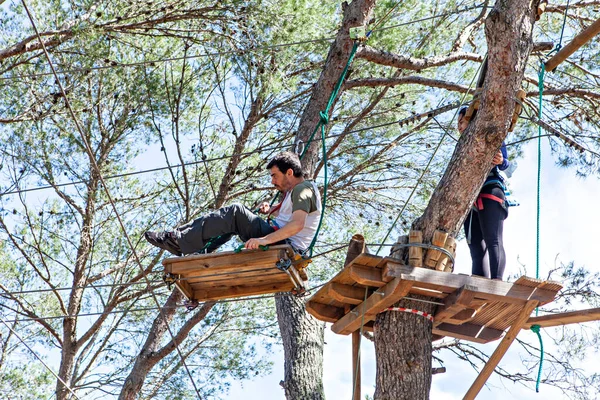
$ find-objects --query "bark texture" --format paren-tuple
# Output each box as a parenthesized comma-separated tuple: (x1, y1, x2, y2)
(414, 0, 538, 238)
(276, 1, 377, 399)
(373, 298, 435, 400)
(276, 295, 326, 400)
(374, 1, 539, 398)
(294, 0, 377, 175)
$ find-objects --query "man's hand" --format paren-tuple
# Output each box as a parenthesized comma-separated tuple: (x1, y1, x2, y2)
(245, 237, 269, 250)
(492, 151, 504, 166)
(258, 202, 270, 214)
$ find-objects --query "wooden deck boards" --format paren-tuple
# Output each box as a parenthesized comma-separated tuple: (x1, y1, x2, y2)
(162, 245, 308, 301)
(306, 253, 562, 343)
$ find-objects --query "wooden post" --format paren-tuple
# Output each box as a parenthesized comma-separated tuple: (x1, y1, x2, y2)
(352, 330, 361, 400)
(436, 236, 457, 272)
(408, 230, 423, 268)
(345, 234, 367, 267)
(536, 0, 547, 21)
(463, 300, 539, 400)
(424, 230, 448, 268)
(545, 18, 600, 72)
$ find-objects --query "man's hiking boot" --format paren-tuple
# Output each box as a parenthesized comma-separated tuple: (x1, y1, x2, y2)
(144, 231, 182, 256)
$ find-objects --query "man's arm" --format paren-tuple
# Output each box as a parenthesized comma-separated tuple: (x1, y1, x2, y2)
(245, 210, 307, 249)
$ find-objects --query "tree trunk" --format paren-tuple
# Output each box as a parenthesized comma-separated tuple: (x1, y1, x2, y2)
(276, 296, 326, 399)
(119, 290, 183, 400)
(277, 1, 377, 399)
(374, 1, 539, 398)
(56, 176, 99, 400)
(294, 0, 377, 174)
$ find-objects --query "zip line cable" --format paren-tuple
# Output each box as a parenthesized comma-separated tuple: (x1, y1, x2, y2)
(0, 101, 461, 198)
(0, 4, 486, 82)
(0, 315, 81, 399)
(374, 59, 485, 255)
(20, 1, 203, 397)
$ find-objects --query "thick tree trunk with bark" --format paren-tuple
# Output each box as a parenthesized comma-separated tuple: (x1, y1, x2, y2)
(119, 290, 183, 400)
(277, 1, 377, 399)
(294, 0, 377, 174)
(374, 1, 539, 398)
(276, 296, 326, 399)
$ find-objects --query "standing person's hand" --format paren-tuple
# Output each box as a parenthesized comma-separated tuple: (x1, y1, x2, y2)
(258, 202, 270, 214)
(492, 151, 504, 166)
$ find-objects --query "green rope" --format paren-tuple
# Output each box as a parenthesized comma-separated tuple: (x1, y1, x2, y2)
(300, 41, 360, 257)
(234, 243, 268, 253)
(531, 324, 544, 392)
(536, 63, 544, 308)
(532, 3, 570, 388)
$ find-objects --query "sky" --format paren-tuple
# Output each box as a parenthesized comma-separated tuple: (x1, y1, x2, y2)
(228, 138, 600, 399)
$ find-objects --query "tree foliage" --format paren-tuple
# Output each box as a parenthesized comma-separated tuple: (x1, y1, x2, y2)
(0, 0, 599, 399)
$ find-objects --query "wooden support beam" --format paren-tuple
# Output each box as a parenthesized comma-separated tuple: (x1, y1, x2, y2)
(384, 262, 560, 305)
(352, 330, 361, 400)
(194, 282, 295, 301)
(434, 285, 477, 327)
(545, 18, 600, 72)
(349, 265, 385, 287)
(524, 307, 600, 329)
(463, 300, 539, 400)
(332, 277, 414, 335)
(328, 283, 368, 305)
(175, 279, 194, 300)
(306, 302, 346, 323)
(433, 323, 504, 344)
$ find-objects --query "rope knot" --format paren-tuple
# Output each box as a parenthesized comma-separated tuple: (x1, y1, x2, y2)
(319, 111, 329, 125)
(531, 324, 541, 334)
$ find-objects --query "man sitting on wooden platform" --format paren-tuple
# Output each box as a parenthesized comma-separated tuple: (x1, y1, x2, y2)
(145, 151, 321, 256)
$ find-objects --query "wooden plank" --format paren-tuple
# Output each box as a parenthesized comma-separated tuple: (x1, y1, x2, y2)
(332, 278, 414, 335)
(424, 230, 448, 268)
(408, 230, 423, 268)
(436, 236, 457, 272)
(524, 307, 600, 329)
(186, 268, 285, 285)
(328, 283, 368, 305)
(384, 262, 561, 305)
(306, 302, 345, 323)
(352, 330, 361, 400)
(463, 300, 539, 400)
(545, 18, 600, 72)
(433, 323, 504, 344)
(380, 263, 394, 283)
(349, 265, 385, 287)
(434, 285, 477, 327)
(194, 281, 295, 301)
(189, 271, 290, 288)
(175, 279, 194, 300)
(163, 244, 292, 265)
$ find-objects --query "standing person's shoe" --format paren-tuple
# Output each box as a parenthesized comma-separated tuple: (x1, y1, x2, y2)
(144, 231, 182, 256)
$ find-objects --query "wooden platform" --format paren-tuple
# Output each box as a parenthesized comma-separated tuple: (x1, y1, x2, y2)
(162, 245, 308, 301)
(306, 253, 562, 343)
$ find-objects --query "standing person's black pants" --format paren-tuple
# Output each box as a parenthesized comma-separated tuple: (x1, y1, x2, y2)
(464, 186, 507, 280)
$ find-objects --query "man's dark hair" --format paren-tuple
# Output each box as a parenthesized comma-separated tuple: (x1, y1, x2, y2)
(267, 151, 305, 177)
(458, 106, 477, 119)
